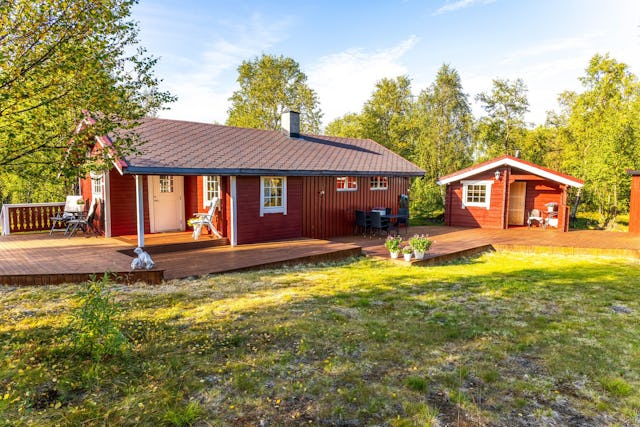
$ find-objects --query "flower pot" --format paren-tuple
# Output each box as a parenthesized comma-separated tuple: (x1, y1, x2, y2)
(403, 253, 412, 262)
(390, 250, 400, 259)
(413, 250, 425, 260)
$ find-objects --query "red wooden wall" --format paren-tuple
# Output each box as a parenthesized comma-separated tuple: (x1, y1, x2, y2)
(444, 167, 569, 231)
(108, 171, 150, 236)
(301, 176, 410, 239)
(235, 176, 303, 244)
(630, 175, 640, 233)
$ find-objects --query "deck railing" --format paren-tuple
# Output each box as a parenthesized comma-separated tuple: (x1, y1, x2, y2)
(0, 203, 66, 236)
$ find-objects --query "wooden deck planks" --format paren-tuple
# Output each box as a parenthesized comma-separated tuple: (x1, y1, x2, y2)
(2, 227, 639, 285)
(0, 233, 361, 285)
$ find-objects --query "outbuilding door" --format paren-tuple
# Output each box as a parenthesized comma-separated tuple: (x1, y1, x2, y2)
(148, 175, 185, 232)
(508, 182, 526, 226)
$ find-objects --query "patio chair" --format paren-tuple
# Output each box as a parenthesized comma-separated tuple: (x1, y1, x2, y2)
(191, 197, 221, 240)
(527, 209, 544, 228)
(397, 208, 409, 235)
(369, 210, 390, 237)
(66, 197, 99, 237)
(354, 210, 370, 235)
(50, 195, 85, 235)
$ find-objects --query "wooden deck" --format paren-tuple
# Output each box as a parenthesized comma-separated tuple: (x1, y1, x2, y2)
(1, 227, 638, 285)
(332, 225, 640, 264)
(0, 232, 361, 285)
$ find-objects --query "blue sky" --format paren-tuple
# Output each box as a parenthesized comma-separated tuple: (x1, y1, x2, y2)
(133, 0, 640, 128)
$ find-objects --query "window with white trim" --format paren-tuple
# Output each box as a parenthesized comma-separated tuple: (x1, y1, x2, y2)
(369, 176, 388, 190)
(90, 172, 103, 199)
(260, 176, 287, 216)
(336, 176, 358, 191)
(461, 180, 493, 209)
(203, 176, 220, 206)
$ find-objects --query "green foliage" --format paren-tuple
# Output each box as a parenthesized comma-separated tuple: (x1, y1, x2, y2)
(410, 177, 444, 221)
(226, 54, 323, 133)
(600, 377, 633, 397)
(408, 234, 432, 252)
(163, 402, 204, 426)
(0, 0, 174, 199)
(384, 235, 402, 252)
(475, 78, 530, 158)
(359, 76, 416, 158)
(414, 64, 474, 180)
(324, 112, 364, 138)
(559, 54, 640, 225)
(405, 376, 428, 393)
(68, 274, 129, 361)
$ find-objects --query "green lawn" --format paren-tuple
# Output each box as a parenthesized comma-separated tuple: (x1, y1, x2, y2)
(2, 252, 640, 426)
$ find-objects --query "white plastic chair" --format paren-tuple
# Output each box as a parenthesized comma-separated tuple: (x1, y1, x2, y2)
(50, 195, 85, 235)
(527, 209, 544, 228)
(191, 197, 221, 240)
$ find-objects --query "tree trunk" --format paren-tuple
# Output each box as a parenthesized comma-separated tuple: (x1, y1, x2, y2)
(570, 188, 581, 219)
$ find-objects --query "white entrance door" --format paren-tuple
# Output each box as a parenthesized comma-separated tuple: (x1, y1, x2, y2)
(148, 175, 185, 232)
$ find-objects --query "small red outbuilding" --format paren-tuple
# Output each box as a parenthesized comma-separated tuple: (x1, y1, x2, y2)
(628, 170, 640, 233)
(437, 155, 584, 232)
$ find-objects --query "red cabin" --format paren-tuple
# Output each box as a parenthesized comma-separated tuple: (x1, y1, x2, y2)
(628, 170, 640, 233)
(438, 155, 584, 232)
(81, 112, 424, 246)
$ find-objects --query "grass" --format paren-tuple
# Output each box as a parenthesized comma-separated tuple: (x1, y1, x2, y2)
(2, 252, 640, 425)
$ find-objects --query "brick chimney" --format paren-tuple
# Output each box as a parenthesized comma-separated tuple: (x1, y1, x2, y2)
(281, 110, 300, 138)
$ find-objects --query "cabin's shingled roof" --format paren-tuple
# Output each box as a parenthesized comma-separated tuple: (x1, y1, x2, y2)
(113, 117, 424, 176)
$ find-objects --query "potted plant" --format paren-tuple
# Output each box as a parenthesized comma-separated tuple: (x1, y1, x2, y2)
(402, 245, 413, 261)
(409, 234, 432, 260)
(384, 235, 402, 259)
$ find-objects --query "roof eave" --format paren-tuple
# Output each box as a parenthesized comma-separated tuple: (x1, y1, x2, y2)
(122, 166, 424, 177)
(437, 157, 583, 188)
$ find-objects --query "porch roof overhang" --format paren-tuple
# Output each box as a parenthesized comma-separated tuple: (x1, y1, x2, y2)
(121, 166, 424, 177)
(437, 155, 584, 188)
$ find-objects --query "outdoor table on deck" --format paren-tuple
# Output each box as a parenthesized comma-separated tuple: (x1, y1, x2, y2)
(381, 213, 408, 233)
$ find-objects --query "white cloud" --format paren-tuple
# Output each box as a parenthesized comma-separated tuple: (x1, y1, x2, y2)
(156, 13, 291, 123)
(308, 36, 419, 127)
(434, 0, 495, 15)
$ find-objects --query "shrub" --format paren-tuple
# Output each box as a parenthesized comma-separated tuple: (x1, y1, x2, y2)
(68, 274, 129, 361)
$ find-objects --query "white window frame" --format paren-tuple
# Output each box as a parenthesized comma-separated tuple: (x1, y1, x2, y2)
(369, 176, 388, 191)
(159, 175, 174, 193)
(336, 176, 358, 192)
(90, 171, 103, 199)
(461, 180, 493, 210)
(260, 176, 287, 216)
(203, 176, 221, 206)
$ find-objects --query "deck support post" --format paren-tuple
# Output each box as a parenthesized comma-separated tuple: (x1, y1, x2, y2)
(230, 176, 237, 246)
(135, 174, 145, 248)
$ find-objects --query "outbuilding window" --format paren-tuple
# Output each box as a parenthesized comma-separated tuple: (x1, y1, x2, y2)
(337, 176, 358, 191)
(260, 176, 287, 216)
(461, 180, 493, 209)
